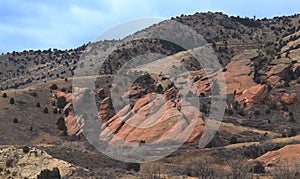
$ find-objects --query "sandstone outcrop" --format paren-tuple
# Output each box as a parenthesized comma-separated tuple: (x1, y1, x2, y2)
(0, 146, 77, 178)
(64, 111, 84, 136)
(280, 93, 297, 105)
(255, 144, 300, 168)
(224, 51, 256, 94)
(98, 97, 115, 122)
(235, 84, 269, 105)
(99, 87, 205, 144)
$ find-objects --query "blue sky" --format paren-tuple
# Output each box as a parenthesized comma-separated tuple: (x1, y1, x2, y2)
(1, 0, 299, 53)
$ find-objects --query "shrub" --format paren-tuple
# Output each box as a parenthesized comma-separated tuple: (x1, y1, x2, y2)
(233, 101, 239, 110)
(288, 128, 296, 137)
(50, 84, 58, 90)
(295, 67, 300, 77)
(254, 110, 260, 116)
(37, 168, 61, 179)
(36, 102, 41, 107)
(265, 109, 271, 114)
(51, 101, 56, 106)
(127, 163, 140, 172)
(43, 107, 48, 114)
(13, 118, 18, 123)
(29, 92, 38, 97)
(56, 117, 66, 131)
(253, 161, 265, 174)
(57, 96, 67, 109)
(22, 146, 30, 154)
(6, 159, 14, 167)
(268, 101, 277, 110)
(64, 108, 70, 116)
(53, 108, 58, 114)
(267, 85, 273, 92)
(9, 97, 15, 104)
(156, 84, 164, 93)
(237, 110, 246, 116)
(193, 76, 200, 82)
(283, 80, 290, 87)
(2, 93, 7, 98)
(289, 115, 296, 123)
(139, 140, 145, 146)
(226, 109, 233, 115)
(230, 136, 238, 144)
(282, 103, 289, 112)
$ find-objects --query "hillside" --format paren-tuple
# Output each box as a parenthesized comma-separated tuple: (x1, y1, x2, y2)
(0, 12, 300, 178)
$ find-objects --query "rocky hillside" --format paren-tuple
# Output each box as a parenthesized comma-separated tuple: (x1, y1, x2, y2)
(0, 12, 300, 178)
(1, 12, 300, 89)
(0, 146, 77, 178)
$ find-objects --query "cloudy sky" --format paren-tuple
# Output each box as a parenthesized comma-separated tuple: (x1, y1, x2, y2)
(1, 0, 299, 53)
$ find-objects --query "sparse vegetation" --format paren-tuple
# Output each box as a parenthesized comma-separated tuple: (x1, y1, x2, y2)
(22, 146, 30, 154)
(56, 96, 67, 109)
(0, 12, 299, 178)
(29, 92, 38, 97)
(5, 159, 14, 168)
(12, 118, 18, 123)
(127, 163, 140, 172)
(50, 84, 58, 90)
(9, 97, 15, 104)
(37, 167, 61, 179)
(2, 93, 7, 98)
(230, 136, 238, 144)
(56, 117, 66, 131)
(43, 107, 49, 114)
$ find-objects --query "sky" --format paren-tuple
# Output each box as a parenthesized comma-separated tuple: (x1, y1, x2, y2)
(1, 0, 299, 53)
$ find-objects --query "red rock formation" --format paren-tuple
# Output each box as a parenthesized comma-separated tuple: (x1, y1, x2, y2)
(194, 75, 211, 94)
(224, 59, 256, 94)
(266, 75, 282, 88)
(99, 86, 205, 144)
(265, 64, 291, 78)
(64, 111, 84, 136)
(235, 84, 269, 105)
(98, 97, 115, 122)
(121, 85, 144, 99)
(281, 93, 297, 105)
(255, 144, 300, 168)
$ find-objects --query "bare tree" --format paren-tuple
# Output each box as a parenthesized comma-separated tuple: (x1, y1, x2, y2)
(141, 161, 162, 179)
(227, 155, 251, 179)
(180, 156, 216, 179)
(272, 157, 300, 179)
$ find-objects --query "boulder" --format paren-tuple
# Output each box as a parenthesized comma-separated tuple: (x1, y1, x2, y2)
(265, 64, 291, 78)
(235, 84, 269, 105)
(266, 75, 282, 87)
(280, 93, 297, 105)
(224, 57, 256, 94)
